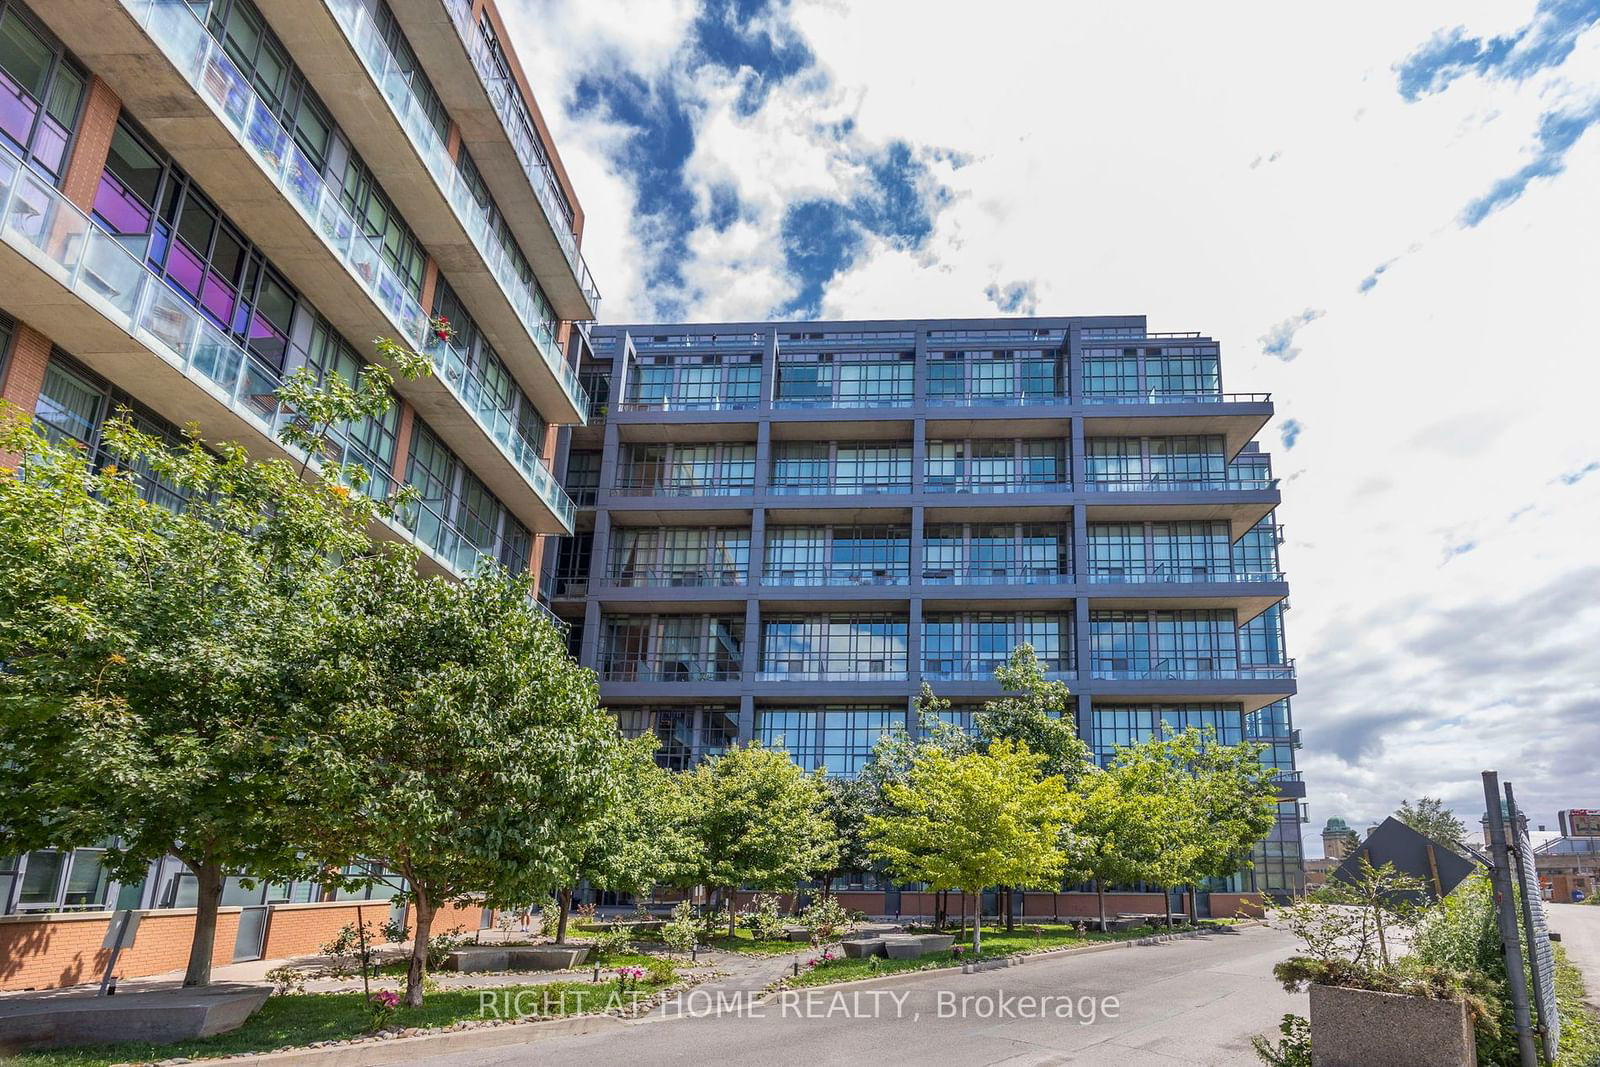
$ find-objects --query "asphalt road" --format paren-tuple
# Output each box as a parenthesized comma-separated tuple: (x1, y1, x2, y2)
(409, 925, 1308, 1066)
(1550, 903, 1600, 1013)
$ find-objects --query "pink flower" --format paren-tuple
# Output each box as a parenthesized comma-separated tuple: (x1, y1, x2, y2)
(372, 990, 400, 1008)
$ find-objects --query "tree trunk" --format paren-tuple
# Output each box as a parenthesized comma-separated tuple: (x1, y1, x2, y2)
(971, 890, 982, 956)
(1188, 885, 1198, 926)
(1165, 889, 1175, 928)
(1004, 887, 1015, 932)
(405, 890, 435, 1008)
(556, 887, 572, 944)
(1096, 879, 1108, 932)
(728, 888, 737, 939)
(182, 862, 224, 987)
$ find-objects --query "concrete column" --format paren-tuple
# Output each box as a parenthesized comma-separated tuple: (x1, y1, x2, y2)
(588, 507, 613, 589)
(909, 504, 925, 590)
(748, 505, 767, 585)
(1065, 322, 1083, 402)
(59, 76, 121, 213)
(1069, 414, 1086, 490)
(597, 419, 621, 500)
(579, 597, 602, 670)
(1074, 588, 1091, 705)
(908, 594, 924, 691)
(911, 416, 927, 493)
(754, 420, 772, 493)
(741, 597, 761, 682)
(738, 693, 755, 745)
(1075, 692, 1094, 757)
(913, 324, 928, 409)
(761, 326, 778, 406)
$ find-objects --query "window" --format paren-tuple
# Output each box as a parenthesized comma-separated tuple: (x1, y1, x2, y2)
(922, 613, 1074, 679)
(771, 442, 911, 494)
(1089, 521, 1232, 580)
(0, 2, 84, 179)
(614, 442, 755, 495)
(925, 439, 1067, 492)
(600, 615, 743, 681)
(431, 278, 548, 463)
(926, 349, 1065, 405)
(1081, 344, 1220, 398)
(774, 351, 912, 408)
(922, 523, 1071, 583)
(616, 706, 739, 770)
(304, 319, 398, 494)
(402, 422, 530, 575)
(342, 156, 425, 296)
(755, 706, 901, 776)
(1089, 704, 1244, 766)
(1233, 515, 1283, 575)
(762, 525, 908, 585)
(1239, 604, 1289, 666)
(473, 14, 574, 230)
(608, 527, 750, 586)
(1085, 436, 1227, 488)
(625, 354, 761, 410)
(95, 119, 301, 370)
(760, 615, 908, 679)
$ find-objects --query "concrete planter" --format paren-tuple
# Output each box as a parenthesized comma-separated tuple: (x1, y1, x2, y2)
(442, 944, 590, 973)
(0, 985, 269, 1052)
(783, 926, 813, 941)
(880, 934, 956, 960)
(1309, 984, 1477, 1067)
(841, 938, 885, 958)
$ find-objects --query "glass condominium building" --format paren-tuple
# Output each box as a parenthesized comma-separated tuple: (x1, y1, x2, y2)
(0, 0, 597, 918)
(551, 317, 1307, 903)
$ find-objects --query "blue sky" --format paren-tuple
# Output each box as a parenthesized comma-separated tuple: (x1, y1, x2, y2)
(505, 0, 1600, 851)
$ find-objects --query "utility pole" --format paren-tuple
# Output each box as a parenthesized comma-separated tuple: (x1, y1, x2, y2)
(1483, 771, 1538, 1067)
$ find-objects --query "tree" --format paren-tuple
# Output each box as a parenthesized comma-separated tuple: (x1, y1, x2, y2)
(817, 775, 874, 899)
(301, 560, 623, 1005)
(1396, 797, 1469, 850)
(1068, 758, 1195, 931)
(679, 743, 837, 938)
(550, 737, 698, 942)
(0, 348, 421, 986)
(973, 645, 1090, 785)
(1164, 728, 1279, 921)
(970, 645, 1092, 927)
(866, 740, 1075, 955)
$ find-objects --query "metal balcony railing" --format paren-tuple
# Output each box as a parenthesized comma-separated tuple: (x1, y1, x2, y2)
(602, 660, 741, 682)
(924, 475, 1071, 494)
(1086, 567, 1286, 584)
(323, 0, 591, 424)
(926, 391, 1069, 407)
(442, 0, 601, 316)
(117, 0, 578, 525)
(1090, 661, 1297, 681)
(921, 568, 1073, 585)
(1085, 476, 1278, 492)
(756, 666, 909, 682)
(923, 662, 1076, 682)
(611, 478, 755, 497)
(772, 395, 914, 409)
(1080, 391, 1270, 405)
(759, 566, 910, 587)
(605, 567, 748, 588)
(768, 478, 912, 496)
(617, 396, 761, 412)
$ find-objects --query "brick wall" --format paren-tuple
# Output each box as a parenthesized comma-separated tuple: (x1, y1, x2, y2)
(1207, 892, 1267, 918)
(59, 76, 121, 213)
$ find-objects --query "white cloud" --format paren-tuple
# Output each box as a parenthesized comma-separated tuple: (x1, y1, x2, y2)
(500, 0, 1600, 852)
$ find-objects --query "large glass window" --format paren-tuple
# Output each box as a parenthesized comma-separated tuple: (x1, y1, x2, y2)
(1085, 436, 1228, 489)
(770, 442, 911, 494)
(774, 351, 912, 407)
(600, 614, 743, 682)
(1089, 704, 1244, 766)
(755, 706, 901, 776)
(304, 319, 398, 495)
(402, 422, 531, 575)
(616, 706, 738, 770)
(430, 278, 547, 463)
(926, 348, 1065, 405)
(923, 522, 1072, 584)
(563, 450, 601, 505)
(624, 354, 761, 410)
(1233, 515, 1283, 575)
(760, 615, 908, 680)
(0, 2, 84, 180)
(922, 612, 1074, 680)
(94, 119, 299, 370)
(613, 442, 756, 495)
(607, 526, 750, 586)
(762, 525, 909, 586)
(1088, 521, 1232, 581)
(1082, 343, 1221, 399)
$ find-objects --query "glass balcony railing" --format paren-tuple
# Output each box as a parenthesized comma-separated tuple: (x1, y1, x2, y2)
(769, 478, 913, 496)
(441, 0, 601, 316)
(322, 0, 590, 426)
(1090, 662, 1297, 681)
(756, 667, 909, 682)
(611, 478, 754, 497)
(1086, 567, 1286, 583)
(618, 395, 761, 412)
(117, 0, 575, 528)
(0, 136, 519, 581)
(926, 391, 1068, 407)
(759, 565, 910, 587)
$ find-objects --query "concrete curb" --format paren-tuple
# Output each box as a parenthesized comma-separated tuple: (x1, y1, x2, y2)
(203, 1013, 629, 1067)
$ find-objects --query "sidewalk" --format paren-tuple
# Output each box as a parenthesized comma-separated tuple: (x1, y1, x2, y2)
(1549, 903, 1600, 1013)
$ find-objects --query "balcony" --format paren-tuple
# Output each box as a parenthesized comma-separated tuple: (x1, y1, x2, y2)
(1080, 392, 1273, 458)
(1087, 568, 1286, 584)
(1090, 662, 1296, 681)
(756, 667, 910, 682)
(1085, 476, 1277, 493)
(272, 0, 591, 426)
(384, 0, 599, 320)
(924, 663, 1076, 682)
(0, 141, 520, 580)
(925, 476, 1072, 495)
(618, 396, 761, 413)
(760, 566, 909, 588)
(769, 479, 913, 497)
(605, 568, 748, 588)
(602, 660, 741, 683)
(612, 479, 754, 498)
(46, 0, 574, 533)
(1272, 771, 1308, 800)
(922, 568, 1073, 586)
(926, 391, 1069, 408)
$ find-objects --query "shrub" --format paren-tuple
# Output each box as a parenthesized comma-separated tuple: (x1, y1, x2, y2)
(646, 956, 678, 984)
(799, 896, 852, 941)
(426, 925, 468, 970)
(1251, 1014, 1310, 1067)
(264, 964, 307, 996)
(661, 900, 700, 953)
(586, 926, 635, 962)
(739, 893, 787, 941)
(535, 894, 562, 940)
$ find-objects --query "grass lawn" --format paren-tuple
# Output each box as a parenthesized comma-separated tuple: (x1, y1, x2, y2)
(1555, 946, 1600, 1067)
(575, 922, 807, 957)
(8, 980, 673, 1067)
(780, 922, 1202, 989)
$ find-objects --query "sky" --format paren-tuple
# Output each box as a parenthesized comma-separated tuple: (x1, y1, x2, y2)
(501, 0, 1600, 855)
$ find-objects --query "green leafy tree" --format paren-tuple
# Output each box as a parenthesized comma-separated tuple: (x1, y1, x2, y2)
(0, 346, 423, 986)
(550, 737, 698, 942)
(1068, 758, 1195, 931)
(679, 743, 837, 938)
(1177, 729, 1279, 920)
(817, 775, 874, 899)
(301, 560, 623, 1005)
(1396, 796, 1469, 850)
(866, 739, 1075, 955)
(970, 645, 1092, 926)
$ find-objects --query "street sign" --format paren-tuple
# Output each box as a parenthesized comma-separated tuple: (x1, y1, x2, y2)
(1560, 809, 1600, 836)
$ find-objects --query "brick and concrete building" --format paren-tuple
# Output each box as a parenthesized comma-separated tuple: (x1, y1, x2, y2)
(0, 0, 596, 983)
(549, 316, 1307, 916)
